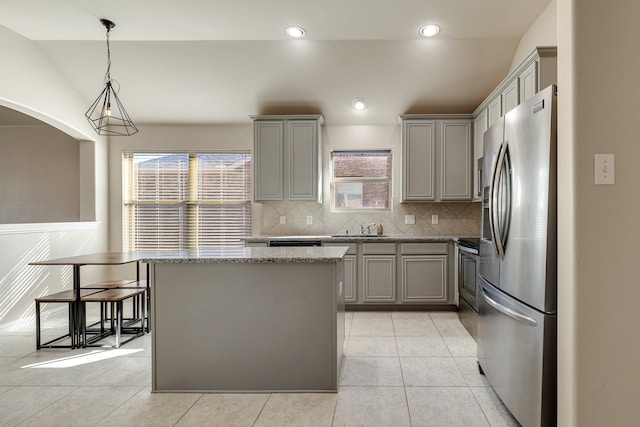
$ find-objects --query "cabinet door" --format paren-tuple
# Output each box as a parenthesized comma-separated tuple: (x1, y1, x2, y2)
(287, 120, 318, 201)
(519, 60, 538, 102)
(502, 79, 519, 116)
(440, 121, 472, 200)
(254, 121, 284, 201)
(402, 121, 435, 201)
(362, 255, 396, 303)
(400, 255, 448, 303)
(487, 97, 502, 128)
(343, 254, 357, 303)
(473, 111, 488, 201)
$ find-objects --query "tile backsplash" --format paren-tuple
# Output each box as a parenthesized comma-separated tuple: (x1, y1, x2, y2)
(256, 201, 481, 236)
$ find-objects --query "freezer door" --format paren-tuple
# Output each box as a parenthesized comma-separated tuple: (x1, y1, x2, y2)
(479, 117, 503, 287)
(477, 279, 556, 427)
(500, 86, 557, 313)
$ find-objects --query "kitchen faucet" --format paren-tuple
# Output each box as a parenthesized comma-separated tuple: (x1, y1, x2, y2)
(360, 221, 376, 235)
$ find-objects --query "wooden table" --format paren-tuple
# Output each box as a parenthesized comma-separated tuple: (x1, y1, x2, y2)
(30, 252, 146, 348)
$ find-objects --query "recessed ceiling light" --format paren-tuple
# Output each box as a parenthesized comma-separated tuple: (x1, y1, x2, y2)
(285, 26, 306, 38)
(352, 98, 367, 111)
(419, 24, 440, 37)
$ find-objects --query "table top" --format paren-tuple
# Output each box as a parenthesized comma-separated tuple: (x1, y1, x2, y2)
(29, 252, 143, 266)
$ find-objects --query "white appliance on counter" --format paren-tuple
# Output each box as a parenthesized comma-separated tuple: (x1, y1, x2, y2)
(478, 85, 557, 427)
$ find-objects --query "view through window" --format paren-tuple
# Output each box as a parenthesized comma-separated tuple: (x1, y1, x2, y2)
(331, 150, 391, 210)
(122, 152, 251, 250)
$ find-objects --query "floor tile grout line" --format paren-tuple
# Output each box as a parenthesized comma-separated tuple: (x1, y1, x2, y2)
(12, 384, 79, 425)
(173, 392, 207, 426)
(251, 393, 273, 427)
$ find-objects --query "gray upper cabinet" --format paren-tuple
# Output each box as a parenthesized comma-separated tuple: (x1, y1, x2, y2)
(473, 110, 488, 202)
(440, 121, 472, 200)
(472, 47, 556, 201)
(502, 79, 520, 116)
(401, 115, 473, 202)
(253, 121, 284, 201)
(487, 97, 502, 128)
(251, 115, 323, 202)
(401, 120, 435, 201)
(518, 60, 538, 102)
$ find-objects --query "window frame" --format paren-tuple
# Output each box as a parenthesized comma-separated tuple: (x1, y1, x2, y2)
(122, 150, 251, 251)
(330, 149, 392, 212)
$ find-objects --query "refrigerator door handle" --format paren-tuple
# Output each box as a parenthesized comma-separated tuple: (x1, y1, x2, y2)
(491, 143, 507, 258)
(500, 144, 512, 250)
(480, 283, 538, 327)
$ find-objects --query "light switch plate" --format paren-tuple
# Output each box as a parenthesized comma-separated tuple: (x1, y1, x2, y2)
(306, 216, 313, 225)
(280, 216, 286, 224)
(432, 214, 439, 225)
(405, 215, 415, 225)
(595, 154, 615, 185)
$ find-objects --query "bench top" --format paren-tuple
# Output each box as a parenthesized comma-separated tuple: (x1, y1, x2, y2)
(36, 289, 101, 302)
(81, 288, 146, 302)
(81, 279, 136, 289)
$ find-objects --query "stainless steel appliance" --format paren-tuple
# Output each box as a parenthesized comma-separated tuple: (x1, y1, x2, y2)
(457, 238, 479, 338)
(478, 85, 557, 427)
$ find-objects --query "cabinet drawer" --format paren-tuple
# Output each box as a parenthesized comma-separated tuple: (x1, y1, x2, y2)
(324, 242, 357, 255)
(362, 242, 397, 255)
(400, 242, 447, 255)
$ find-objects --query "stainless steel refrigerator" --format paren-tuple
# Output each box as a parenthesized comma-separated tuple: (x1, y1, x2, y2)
(478, 85, 557, 427)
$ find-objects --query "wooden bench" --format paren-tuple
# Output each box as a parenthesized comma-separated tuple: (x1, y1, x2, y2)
(35, 289, 102, 349)
(83, 279, 150, 332)
(81, 288, 146, 348)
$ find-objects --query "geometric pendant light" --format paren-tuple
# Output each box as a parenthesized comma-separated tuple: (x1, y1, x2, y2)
(85, 19, 138, 136)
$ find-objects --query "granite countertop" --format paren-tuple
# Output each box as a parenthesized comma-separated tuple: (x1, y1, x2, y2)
(245, 234, 479, 243)
(138, 246, 349, 264)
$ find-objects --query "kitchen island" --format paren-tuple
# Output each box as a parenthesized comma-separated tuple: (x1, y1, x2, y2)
(140, 246, 348, 393)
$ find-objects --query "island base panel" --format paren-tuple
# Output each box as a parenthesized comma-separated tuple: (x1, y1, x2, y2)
(151, 262, 344, 392)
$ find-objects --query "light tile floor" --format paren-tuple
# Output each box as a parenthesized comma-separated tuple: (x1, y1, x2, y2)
(0, 310, 519, 426)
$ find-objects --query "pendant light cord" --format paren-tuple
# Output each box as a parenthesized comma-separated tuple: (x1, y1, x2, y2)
(104, 26, 111, 83)
(103, 26, 121, 92)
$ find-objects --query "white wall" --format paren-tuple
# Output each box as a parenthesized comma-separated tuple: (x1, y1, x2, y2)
(0, 26, 109, 329)
(558, 0, 640, 425)
(509, 0, 558, 72)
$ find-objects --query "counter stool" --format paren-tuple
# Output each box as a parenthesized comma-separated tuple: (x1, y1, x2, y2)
(81, 288, 146, 348)
(35, 289, 101, 349)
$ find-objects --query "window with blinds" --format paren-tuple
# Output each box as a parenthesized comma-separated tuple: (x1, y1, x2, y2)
(123, 152, 251, 251)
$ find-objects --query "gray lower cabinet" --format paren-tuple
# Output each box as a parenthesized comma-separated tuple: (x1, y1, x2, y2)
(251, 115, 323, 202)
(362, 242, 397, 303)
(342, 255, 357, 303)
(400, 255, 448, 303)
(399, 242, 450, 304)
(325, 242, 358, 303)
(362, 255, 396, 303)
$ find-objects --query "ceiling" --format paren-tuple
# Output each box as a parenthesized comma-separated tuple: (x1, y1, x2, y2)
(0, 0, 552, 126)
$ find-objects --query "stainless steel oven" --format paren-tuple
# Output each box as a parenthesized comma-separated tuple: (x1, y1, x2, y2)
(457, 238, 479, 338)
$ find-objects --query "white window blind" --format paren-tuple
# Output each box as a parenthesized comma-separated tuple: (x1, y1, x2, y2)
(123, 152, 251, 251)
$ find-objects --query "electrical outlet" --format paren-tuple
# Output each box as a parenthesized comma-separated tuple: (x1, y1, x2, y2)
(432, 214, 439, 225)
(405, 215, 415, 225)
(306, 216, 313, 225)
(280, 216, 286, 225)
